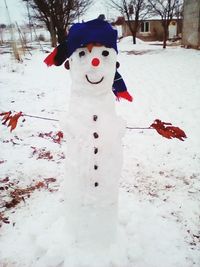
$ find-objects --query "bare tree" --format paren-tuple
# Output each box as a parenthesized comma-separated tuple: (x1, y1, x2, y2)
(109, 0, 151, 44)
(174, 0, 183, 19)
(147, 0, 183, 48)
(22, 0, 93, 47)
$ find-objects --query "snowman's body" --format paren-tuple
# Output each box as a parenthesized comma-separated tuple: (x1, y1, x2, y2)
(64, 46, 125, 247)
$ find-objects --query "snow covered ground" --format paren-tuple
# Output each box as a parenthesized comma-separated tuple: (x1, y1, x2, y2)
(0, 37, 200, 267)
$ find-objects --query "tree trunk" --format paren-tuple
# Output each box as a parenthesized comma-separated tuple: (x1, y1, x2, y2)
(132, 34, 136, 44)
(126, 20, 137, 45)
(162, 23, 169, 49)
(49, 16, 57, 47)
(57, 27, 67, 44)
(132, 20, 139, 45)
(50, 28, 57, 47)
(163, 32, 167, 48)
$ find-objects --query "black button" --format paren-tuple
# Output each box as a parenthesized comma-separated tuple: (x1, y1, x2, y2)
(94, 147, 98, 154)
(93, 132, 99, 138)
(94, 165, 98, 170)
(93, 115, 98, 121)
(94, 182, 99, 187)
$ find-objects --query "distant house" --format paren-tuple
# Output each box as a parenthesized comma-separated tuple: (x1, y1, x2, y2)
(120, 18, 182, 41)
(182, 0, 200, 49)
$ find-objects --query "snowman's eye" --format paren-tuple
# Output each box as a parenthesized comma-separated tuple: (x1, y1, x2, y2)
(79, 51, 85, 57)
(102, 50, 109, 57)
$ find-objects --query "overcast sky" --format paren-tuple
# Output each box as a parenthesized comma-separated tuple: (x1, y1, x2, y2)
(0, 0, 119, 25)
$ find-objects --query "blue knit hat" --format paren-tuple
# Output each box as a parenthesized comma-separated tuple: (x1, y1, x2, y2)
(44, 19, 118, 66)
(67, 19, 118, 57)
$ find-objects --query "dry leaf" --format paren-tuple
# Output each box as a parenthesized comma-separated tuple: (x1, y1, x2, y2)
(151, 119, 187, 141)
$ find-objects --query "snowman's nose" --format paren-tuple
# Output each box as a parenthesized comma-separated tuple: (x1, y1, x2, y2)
(91, 58, 100, 67)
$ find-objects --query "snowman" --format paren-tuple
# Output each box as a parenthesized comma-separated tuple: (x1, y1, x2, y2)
(44, 19, 133, 249)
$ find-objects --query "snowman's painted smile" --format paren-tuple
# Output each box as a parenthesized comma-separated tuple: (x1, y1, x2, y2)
(86, 75, 104, 84)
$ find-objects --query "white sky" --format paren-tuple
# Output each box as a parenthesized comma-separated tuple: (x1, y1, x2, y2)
(0, 0, 119, 25)
(0, 0, 26, 24)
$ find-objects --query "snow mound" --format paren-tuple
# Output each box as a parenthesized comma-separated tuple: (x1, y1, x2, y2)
(118, 36, 165, 52)
(119, 36, 145, 45)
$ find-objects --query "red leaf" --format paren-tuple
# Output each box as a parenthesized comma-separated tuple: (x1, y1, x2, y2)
(0, 111, 11, 117)
(54, 131, 64, 144)
(1, 111, 12, 124)
(8, 112, 23, 132)
(0, 177, 9, 183)
(44, 178, 56, 183)
(35, 181, 45, 189)
(1, 111, 23, 131)
(151, 119, 187, 141)
(31, 147, 54, 160)
(38, 131, 63, 144)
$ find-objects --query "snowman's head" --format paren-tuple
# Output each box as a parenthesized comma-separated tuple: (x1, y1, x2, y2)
(69, 43, 117, 95)
(44, 19, 119, 96)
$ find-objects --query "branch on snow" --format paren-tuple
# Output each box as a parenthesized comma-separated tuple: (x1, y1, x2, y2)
(0, 111, 187, 141)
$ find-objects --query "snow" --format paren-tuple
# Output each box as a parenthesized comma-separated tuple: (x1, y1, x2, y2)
(0, 37, 200, 267)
